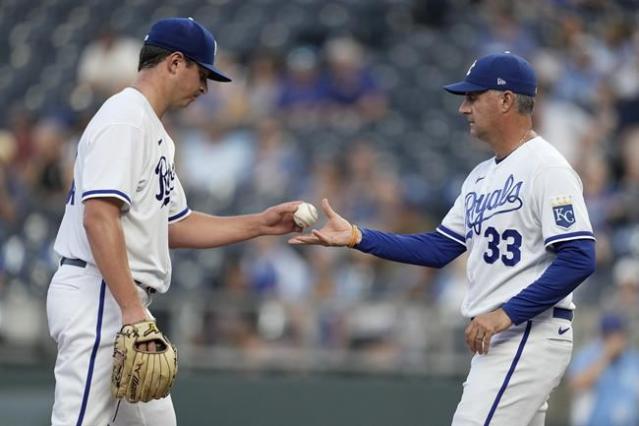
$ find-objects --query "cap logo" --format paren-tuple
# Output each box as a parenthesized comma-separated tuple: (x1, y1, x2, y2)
(497, 78, 506, 85)
(144, 34, 149, 41)
(466, 60, 477, 76)
(213, 39, 217, 57)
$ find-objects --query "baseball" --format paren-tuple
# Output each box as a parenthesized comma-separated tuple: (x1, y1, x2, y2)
(293, 202, 319, 228)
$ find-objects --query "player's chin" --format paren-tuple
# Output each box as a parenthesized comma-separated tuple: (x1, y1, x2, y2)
(467, 123, 479, 136)
(181, 95, 199, 107)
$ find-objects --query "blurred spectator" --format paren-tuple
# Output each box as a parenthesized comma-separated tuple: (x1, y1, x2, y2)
(550, 37, 603, 110)
(299, 159, 348, 213)
(277, 46, 325, 126)
(605, 24, 639, 101)
(608, 128, 639, 244)
(345, 299, 401, 368)
(0, 131, 17, 227)
(244, 50, 283, 121)
(243, 117, 303, 207)
(578, 153, 614, 265)
(322, 37, 387, 125)
(475, 3, 538, 58)
(242, 237, 312, 304)
(341, 141, 401, 226)
(201, 259, 261, 350)
(241, 237, 313, 344)
(333, 251, 375, 308)
(179, 123, 254, 210)
(612, 32, 639, 131)
(7, 109, 35, 172)
(538, 99, 590, 166)
(601, 257, 639, 333)
(21, 118, 74, 209)
(76, 27, 141, 101)
(568, 313, 639, 426)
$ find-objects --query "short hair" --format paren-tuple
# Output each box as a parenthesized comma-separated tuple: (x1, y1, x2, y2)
(138, 44, 195, 71)
(515, 94, 535, 115)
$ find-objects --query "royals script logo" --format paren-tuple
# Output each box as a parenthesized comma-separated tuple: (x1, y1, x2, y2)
(155, 156, 175, 207)
(465, 174, 523, 234)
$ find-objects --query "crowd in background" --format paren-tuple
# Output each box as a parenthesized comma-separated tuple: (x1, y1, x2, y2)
(1, 0, 639, 406)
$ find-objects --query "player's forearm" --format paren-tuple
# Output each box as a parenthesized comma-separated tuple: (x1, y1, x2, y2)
(502, 240, 596, 325)
(168, 211, 262, 249)
(569, 356, 610, 390)
(355, 228, 466, 267)
(84, 200, 146, 323)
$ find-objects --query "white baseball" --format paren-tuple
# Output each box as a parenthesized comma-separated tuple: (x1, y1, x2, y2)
(293, 202, 319, 228)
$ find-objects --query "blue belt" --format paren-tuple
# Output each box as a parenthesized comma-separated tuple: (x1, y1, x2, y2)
(553, 307, 573, 321)
(60, 257, 156, 294)
(60, 257, 87, 268)
(472, 307, 573, 322)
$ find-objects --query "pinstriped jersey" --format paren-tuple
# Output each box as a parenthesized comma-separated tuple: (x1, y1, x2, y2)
(437, 136, 594, 318)
(54, 88, 191, 292)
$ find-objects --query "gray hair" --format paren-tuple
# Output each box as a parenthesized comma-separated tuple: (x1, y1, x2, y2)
(515, 94, 535, 115)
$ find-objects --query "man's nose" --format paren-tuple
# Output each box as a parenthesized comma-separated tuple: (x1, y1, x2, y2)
(458, 100, 470, 114)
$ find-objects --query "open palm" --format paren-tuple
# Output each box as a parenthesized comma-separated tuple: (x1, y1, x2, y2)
(288, 198, 353, 246)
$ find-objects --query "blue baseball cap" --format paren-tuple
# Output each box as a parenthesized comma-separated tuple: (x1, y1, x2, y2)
(144, 17, 231, 82)
(600, 313, 626, 335)
(443, 52, 536, 96)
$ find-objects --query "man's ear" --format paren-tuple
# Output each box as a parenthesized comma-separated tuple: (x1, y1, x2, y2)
(501, 91, 516, 113)
(166, 52, 183, 76)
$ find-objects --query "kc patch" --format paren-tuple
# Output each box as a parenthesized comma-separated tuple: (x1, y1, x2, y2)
(552, 196, 576, 228)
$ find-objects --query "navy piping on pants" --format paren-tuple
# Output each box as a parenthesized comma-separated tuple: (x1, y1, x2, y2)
(483, 320, 533, 426)
(76, 280, 106, 426)
(111, 400, 122, 424)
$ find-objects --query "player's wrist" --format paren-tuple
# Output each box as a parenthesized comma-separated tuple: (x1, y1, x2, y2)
(498, 306, 515, 327)
(347, 224, 362, 248)
(121, 305, 149, 325)
(245, 212, 267, 237)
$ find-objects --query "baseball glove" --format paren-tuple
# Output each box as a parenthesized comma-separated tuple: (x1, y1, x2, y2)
(111, 319, 178, 403)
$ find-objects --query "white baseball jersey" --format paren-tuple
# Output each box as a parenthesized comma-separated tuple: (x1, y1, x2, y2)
(54, 87, 191, 293)
(437, 136, 594, 318)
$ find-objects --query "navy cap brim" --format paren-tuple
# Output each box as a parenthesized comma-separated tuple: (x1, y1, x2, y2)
(200, 63, 232, 82)
(443, 81, 488, 95)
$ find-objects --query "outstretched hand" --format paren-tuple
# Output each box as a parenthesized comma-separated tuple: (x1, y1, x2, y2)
(288, 198, 354, 246)
(259, 200, 304, 235)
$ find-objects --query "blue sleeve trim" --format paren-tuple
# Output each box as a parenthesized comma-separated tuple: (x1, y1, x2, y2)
(436, 225, 467, 247)
(82, 189, 132, 205)
(356, 228, 466, 268)
(169, 207, 191, 223)
(502, 239, 595, 325)
(544, 231, 595, 246)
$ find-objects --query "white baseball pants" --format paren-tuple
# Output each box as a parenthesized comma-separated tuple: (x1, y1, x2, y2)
(47, 261, 176, 426)
(452, 309, 573, 426)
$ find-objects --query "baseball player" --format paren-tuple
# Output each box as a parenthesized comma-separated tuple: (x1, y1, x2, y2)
(47, 17, 302, 426)
(290, 52, 596, 425)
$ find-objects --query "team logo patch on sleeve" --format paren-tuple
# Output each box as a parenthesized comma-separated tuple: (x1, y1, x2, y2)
(552, 196, 576, 228)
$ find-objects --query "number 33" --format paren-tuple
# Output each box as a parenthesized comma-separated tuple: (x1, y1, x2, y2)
(483, 227, 522, 266)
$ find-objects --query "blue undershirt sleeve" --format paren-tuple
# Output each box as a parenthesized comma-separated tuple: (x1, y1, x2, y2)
(355, 228, 467, 268)
(502, 239, 596, 325)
